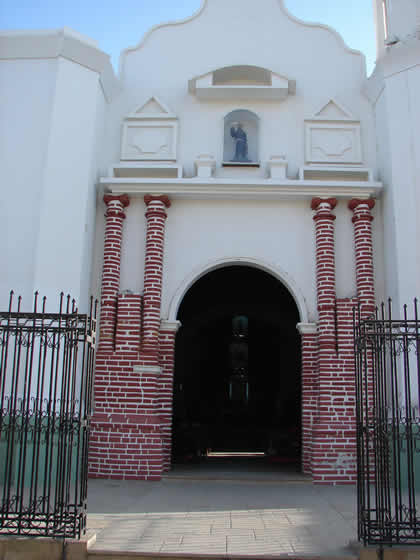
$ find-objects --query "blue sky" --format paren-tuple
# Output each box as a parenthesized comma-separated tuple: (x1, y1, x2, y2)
(0, 0, 377, 75)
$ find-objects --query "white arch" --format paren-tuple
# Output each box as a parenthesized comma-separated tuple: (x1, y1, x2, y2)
(167, 257, 309, 323)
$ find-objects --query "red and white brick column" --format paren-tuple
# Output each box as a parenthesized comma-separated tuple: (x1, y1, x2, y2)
(115, 293, 142, 354)
(348, 199, 376, 317)
(99, 194, 129, 353)
(311, 197, 337, 352)
(297, 322, 318, 475)
(159, 320, 181, 471)
(309, 198, 359, 483)
(141, 195, 171, 365)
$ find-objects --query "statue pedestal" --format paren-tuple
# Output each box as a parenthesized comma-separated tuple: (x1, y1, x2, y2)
(268, 155, 288, 179)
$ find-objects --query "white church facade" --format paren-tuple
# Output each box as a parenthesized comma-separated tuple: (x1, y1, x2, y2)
(1, 0, 419, 484)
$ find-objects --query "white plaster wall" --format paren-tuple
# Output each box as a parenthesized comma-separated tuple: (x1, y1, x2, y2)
(387, 0, 419, 41)
(0, 59, 57, 308)
(101, 0, 376, 178)
(33, 58, 106, 312)
(117, 198, 321, 323)
(374, 58, 420, 310)
(0, 50, 111, 312)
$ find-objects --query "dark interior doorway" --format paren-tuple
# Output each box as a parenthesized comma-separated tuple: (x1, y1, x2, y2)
(171, 265, 301, 470)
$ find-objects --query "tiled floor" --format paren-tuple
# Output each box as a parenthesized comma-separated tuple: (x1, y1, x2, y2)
(87, 467, 359, 557)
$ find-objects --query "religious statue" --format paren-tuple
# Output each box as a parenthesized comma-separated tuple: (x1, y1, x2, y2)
(230, 122, 250, 162)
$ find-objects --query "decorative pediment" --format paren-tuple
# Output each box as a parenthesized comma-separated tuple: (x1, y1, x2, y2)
(305, 98, 362, 165)
(126, 96, 176, 120)
(188, 65, 296, 101)
(121, 96, 178, 161)
(312, 98, 355, 121)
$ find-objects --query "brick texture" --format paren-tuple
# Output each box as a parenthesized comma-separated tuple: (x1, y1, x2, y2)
(300, 331, 319, 475)
(89, 193, 376, 484)
(99, 195, 130, 353)
(158, 328, 178, 472)
(89, 194, 173, 480)
(349, 199, 376, 317)
(142, 195, 171, 365)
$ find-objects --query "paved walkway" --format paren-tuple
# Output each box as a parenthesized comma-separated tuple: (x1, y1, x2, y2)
(87, 465, 359, 557)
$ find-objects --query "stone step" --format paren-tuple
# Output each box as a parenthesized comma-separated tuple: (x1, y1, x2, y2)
(88, 551, 358, 560)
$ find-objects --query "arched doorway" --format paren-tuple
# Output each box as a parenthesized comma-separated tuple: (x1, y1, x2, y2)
(171, 265, 302, 471)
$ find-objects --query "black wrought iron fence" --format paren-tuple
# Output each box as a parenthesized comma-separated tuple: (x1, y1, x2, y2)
(354, 300, 420, 546)
(0, 292, 97, 539)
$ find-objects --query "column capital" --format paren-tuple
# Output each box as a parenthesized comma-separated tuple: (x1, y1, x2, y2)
(297, 322, 317, 335)
(311, 198, 337, 221)
(144, 195, 171, 209)
(348, 198, 375, 223)
(311, 197, 337, 211)
(348, 198, 375, 211)
(104, 194, 130, 208)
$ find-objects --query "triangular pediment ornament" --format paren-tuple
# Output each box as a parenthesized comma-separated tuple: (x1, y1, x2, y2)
(312, 98, 355, 121)
(126, 96, 177, 120)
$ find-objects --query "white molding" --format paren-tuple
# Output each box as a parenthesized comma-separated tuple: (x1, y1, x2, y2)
(101, 177, 383, 201)
(132, 365, 161, 375)
(310, 98, 356, 121)
(267, 156, 288, 179)
(0, 28, 119, 102)
(299, 166, 373, 182)
(297, 322, 318, 335)
(195, 155, 216, 178)
(304, 121, 362, 165)
(189, 66, 296, 102)
(121, 122, 179, 162)
(161, 320, 182, 332)
(128, 96, 175, 119)
(111, 163, 182, 179)
(167, 256, 310, 324)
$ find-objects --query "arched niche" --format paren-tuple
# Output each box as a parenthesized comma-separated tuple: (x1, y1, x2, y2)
(223, 110, 259, 165)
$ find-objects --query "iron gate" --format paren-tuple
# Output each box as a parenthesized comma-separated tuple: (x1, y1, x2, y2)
(0, 292, 97, 538)
(354, 300, 420, 546)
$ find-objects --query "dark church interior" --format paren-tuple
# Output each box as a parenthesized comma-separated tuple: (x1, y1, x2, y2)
(172, 265, 302, 470)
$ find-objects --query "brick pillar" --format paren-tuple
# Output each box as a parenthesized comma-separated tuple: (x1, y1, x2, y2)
(142, 195, 171, 365)
(311, 198, 344, 483)
(115, 293, 142, 354)
(348, 199, 376, 317)
(297, 323, 318, 475)
(311, 197, 337, 352)
(99, 194, 129, 353)
(159, 320, 181, 472)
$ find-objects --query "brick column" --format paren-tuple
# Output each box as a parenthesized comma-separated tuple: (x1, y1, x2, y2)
(115, 293, 142, 354)
(348, 199, 376, 317)
(297, 322, 318, 475)
(99, 194, 129, 353)
(141, 195, 171, 364)
(311, 197, 337, 352)
(159, 320, 181, 471)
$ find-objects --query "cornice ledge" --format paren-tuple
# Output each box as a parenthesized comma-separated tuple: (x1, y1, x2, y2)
(100, 177, 383, 200)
